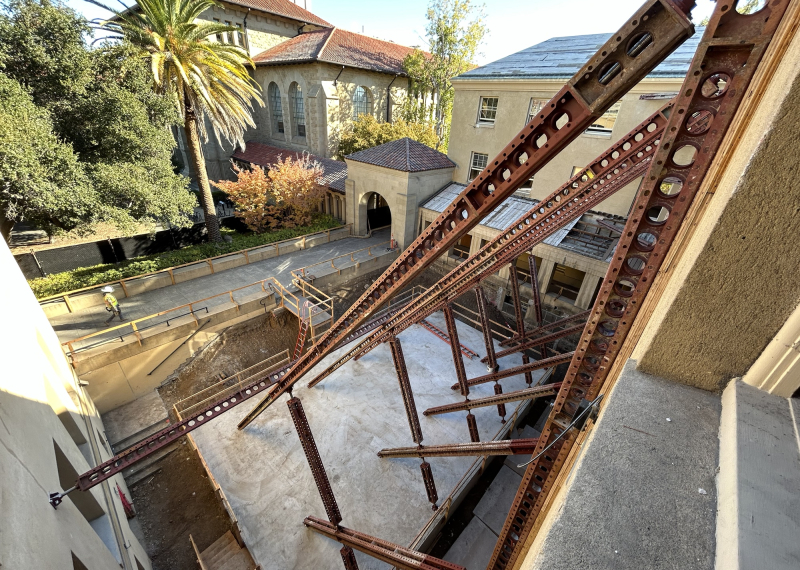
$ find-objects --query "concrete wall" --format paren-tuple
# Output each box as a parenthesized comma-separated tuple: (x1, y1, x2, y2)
(0, 239, 151, 569)
(632, 23, 800, 394)
(447, 78, 683, 217)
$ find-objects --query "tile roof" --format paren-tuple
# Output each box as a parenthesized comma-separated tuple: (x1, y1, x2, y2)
(345, 138, 455, 172)
(253, 27, 418, 75)
(454, 28, 703, 81)
(222, 0, 331, 27)
(231, 141, 347, 192)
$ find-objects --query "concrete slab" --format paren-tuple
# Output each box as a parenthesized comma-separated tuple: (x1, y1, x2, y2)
(190, 312, 538, 570)
(443, 516, 498, 570)
(525, 360, 721, 570)
(101, 390, 168, 445)
(474, 465, 523, 535)
(715, 380, 800, 570)
(505, 425, 541, 476)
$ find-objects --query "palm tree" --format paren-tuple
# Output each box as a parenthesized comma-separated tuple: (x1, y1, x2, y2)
(93, 0, 262, 241)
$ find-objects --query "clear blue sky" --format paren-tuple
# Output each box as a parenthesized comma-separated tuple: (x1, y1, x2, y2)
(65, 0, 717, 66)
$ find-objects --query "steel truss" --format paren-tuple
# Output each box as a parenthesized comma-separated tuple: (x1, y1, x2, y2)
(425, 383, 562, 417)
(455, 352, 574, 391)
(377, 438, 541, 459)
(488, 3, 791, 568)
(237, 0, 694, 428)
(304, 516, 466, 570)
(485, 323, 586, 363)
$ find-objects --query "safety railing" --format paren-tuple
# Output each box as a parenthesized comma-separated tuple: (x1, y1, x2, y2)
(173, 350, 291, 421)
(38, 224, 352, 312)
(189, 534, 210, 570)
(291, 240, 394, 281)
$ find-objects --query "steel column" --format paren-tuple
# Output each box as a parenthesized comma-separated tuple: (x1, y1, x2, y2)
(443, 305, 470, 396)
(467, 413, 480, 443)
(508, 265, 526, 336)
(475, 286, 499, 373)
(420, 460, 438, 510)
(389, 336, 423, 445)
(488, 4, 791, 567)
(528, 255, 544, 327)
(340, 546, 359, 570)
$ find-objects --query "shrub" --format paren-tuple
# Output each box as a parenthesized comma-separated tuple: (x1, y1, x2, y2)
(29, 215, 341, 298)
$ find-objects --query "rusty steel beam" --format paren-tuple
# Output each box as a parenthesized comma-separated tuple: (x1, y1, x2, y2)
(455, 352, 573, 391)
(340, 546, 359, 570)
(494, 383, 507, 423)
(467, 412, 480, 443)
(476, 286, 499, 373)
(287, 397, 342, 526)
(305, 517, 466, 570)
(499, 310, 591, 347)
(420, 460, 438, 510)
(237, 0, 695, 429)
(378, 438, 541, 459)
(488, 4, 791, 568)
(508, 265, 526, 336)
(389, 336, 423, 445)
(528, 256, 544, 328)
(426, 382, 562, 417)
(487, 322, 586, 363)
(443, 305, 470, 396)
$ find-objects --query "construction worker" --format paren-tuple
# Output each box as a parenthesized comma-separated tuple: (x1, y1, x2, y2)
(101, 286, 124, 325)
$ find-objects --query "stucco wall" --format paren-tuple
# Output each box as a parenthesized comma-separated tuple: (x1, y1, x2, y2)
(447, 78, 683, 217)
(0, 239, 151, 570)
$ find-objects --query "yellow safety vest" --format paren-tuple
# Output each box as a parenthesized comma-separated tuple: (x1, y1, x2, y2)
(103, 293, 119, 309)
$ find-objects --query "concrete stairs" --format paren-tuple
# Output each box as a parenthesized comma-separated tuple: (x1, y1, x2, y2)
(197, 531, 257, 570)
(116, 417, 180, 487)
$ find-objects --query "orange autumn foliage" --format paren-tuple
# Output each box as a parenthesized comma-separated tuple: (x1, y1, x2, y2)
(215, 155, 326, 233)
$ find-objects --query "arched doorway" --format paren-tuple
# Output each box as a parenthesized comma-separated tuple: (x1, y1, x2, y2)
(364, 192, 391, 231)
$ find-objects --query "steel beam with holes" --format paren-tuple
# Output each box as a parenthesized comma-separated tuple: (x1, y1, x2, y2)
(426, 382, 562, 417)
(484, 323, 587, 363)
(377, 438, 542, 459)
(528, 255, 544, 328)
(443, 305, 471, 396)
(420, 318, 479, 360)
(455, 352, 574, 391)
(509, 265, 526, 336)
(236, 0, 694, 429)
(389, 336, 423, 444)
(304, 517, 466, 570)
(290, 106, 665, 394)
(499, 310, 591, 347)
(488, 4, 791, 568)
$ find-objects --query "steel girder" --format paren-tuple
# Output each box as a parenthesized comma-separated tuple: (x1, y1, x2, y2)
(425, 383, 562, 417)
(499, 310, 591, 347)
(488, 3, 792, 568)
(378, 438, 542, 459)
(237, 0, 695, 429)
(455, 352, 575, 391)
(486, 323, 587, 363)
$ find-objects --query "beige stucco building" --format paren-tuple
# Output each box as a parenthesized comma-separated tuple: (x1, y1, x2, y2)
(0, 238, 152, 569)
(173, 0, 417, 182)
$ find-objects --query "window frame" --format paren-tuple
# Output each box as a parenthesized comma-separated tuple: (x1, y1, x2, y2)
(268, 82, 284, 135)
(585, 100, 622, 136)
(352, 86, 374, 120)
(527, 98, 547, 125)
(289, 83, 306, 138)
(468, 151, 489, 182)
(477, 96, 499, 125)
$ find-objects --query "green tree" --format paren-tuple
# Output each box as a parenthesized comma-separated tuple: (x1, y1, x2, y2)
(336, 114, 439, 159)
(94, 0, 264, 242)
(401, 0, 487, 151)
(700, 0, 762, 25)
(0, 0, 197, 241)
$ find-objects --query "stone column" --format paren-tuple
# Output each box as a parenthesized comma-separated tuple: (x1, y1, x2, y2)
(574, 274, 602, 310)
(537, 259, 556, 293)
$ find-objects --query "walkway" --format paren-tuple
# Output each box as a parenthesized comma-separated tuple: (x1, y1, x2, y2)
(48, 229, 391, 343)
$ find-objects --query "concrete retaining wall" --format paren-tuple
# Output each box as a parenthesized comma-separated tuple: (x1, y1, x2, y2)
(303, 249, 400, 290)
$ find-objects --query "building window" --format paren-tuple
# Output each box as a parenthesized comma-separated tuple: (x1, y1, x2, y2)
(527, 98, 547, 124)
(547, 264, 585, 302)
(234, 23, 243, 46)
(223, 20, 232, 43)
(516, 176, 534, 198)
(213, 18, 222, 42)
(452, 234, 472, 260)
(586, 100, 621, 135)
(478, 96, 498, 124)
(468, 152, 488, 181)
(290, 82, 305, 137)
(352, 86, 374, 120)
(268, 82, 284, 134)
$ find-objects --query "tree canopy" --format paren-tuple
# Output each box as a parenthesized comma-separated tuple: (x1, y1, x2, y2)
(400, 0, 487, 151)
(0, 0, 196, 240)
(336, 115, 439, 159)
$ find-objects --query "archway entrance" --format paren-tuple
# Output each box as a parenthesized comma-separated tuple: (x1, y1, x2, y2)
(365, 192, 391, 231)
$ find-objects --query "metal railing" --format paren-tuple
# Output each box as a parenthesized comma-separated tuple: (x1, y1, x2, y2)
(291, 240, 394, 280)
(38, 224, 352, 311)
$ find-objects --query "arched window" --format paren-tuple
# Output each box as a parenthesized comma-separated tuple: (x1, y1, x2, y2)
(289, 82, 305, 137)
(353, 86, 373, 120)
(268, 82, 284, 135)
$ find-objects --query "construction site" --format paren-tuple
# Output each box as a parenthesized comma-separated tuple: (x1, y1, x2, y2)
(2, 1, 800, 569)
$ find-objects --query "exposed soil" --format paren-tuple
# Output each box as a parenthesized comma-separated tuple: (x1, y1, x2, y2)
(129, 442, 233, 570)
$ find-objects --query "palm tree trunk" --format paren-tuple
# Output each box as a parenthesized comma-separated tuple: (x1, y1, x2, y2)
(183, 109, 222, 242)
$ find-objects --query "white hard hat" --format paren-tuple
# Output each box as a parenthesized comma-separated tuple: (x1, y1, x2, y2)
(101, 286, 114, 293)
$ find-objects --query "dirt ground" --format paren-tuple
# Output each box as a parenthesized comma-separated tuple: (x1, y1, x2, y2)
(129, 442, 234, 570)
(130, 264, 580, 569)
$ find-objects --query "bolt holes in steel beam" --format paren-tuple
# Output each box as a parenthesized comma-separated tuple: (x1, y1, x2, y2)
(627, 32, 653, 57)
(686, 109, 713, 134)
(671, 145, 697, 167)
(598, 61, 622, 85)
(646, 205, 670, 225)
(701, 72, 731, 99)
(658, 176, 683, 197)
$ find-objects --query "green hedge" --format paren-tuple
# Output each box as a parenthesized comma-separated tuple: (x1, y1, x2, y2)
(30, 216, 342, 299)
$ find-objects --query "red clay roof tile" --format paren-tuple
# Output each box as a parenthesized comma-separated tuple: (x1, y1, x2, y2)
(232, 141, 347, 192)
(345, 138, 454, 172)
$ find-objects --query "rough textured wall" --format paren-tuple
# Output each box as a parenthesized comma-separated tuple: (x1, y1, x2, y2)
(638, 71, 800, 391)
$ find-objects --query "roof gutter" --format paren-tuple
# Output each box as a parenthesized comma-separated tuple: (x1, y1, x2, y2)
(333, 65, 345, 86)
(242, 8, 251, 54)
